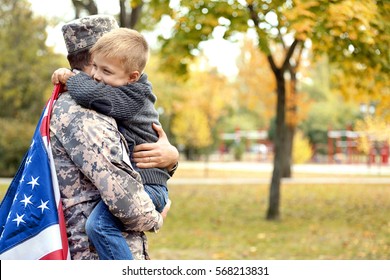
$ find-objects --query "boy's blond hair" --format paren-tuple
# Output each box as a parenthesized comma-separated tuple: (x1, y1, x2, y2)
(90, 27, 149, 74)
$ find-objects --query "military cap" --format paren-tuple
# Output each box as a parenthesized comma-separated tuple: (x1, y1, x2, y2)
(62, 15, 119, 54)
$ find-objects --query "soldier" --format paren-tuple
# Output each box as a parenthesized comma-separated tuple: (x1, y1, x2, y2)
(50, 15, 179, 260)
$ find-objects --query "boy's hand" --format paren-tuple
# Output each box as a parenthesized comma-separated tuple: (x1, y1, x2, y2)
(161, 199, 171, 220)
(51, 68, 75, 85)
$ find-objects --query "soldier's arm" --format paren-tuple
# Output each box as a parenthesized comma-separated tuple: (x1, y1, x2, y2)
(133, 123, 179, 172)
(60, 107, 163, 232)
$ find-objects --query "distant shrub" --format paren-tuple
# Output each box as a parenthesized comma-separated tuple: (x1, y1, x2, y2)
(0, 118, 35, 177)
(293, 130, 313, 164)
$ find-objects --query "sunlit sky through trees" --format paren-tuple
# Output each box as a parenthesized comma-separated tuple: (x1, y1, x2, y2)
(28, 0, 240, 76)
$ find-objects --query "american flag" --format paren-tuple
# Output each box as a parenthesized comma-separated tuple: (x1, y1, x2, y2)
(0, 85, 70, 260)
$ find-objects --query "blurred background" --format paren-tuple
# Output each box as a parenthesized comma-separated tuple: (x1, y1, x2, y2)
(0, 0, 389, 259)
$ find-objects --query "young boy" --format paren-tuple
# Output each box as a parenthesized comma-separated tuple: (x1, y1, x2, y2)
(52, 28, 172, 260)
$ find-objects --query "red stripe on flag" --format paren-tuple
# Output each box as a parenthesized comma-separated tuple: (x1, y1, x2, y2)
(58, 202, 69, 259)
(41, 84, 69, 260)
(40, 249, 67, 260)
(40, 84, 63, 138)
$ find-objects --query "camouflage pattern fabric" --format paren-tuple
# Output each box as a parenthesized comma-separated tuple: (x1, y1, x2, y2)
(62, 15, 119, 54)
(50, 93, 162, 260)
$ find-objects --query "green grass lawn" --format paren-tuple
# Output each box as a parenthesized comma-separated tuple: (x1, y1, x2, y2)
(146, 183, 390, 260)
(1, 174, 389, 260)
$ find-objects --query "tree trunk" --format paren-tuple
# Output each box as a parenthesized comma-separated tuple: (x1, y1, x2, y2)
(129, 4, 143, 29)
(240, 5, 301, 220)
(119, 0, 128, 27)
(283, 125, 293, 178)
(266, 72, 286, 220)
(282, 71, 297, 178)
(119, 0, 143, 29)
(71, 0, 98, 18)
(282, 124, 294, 178)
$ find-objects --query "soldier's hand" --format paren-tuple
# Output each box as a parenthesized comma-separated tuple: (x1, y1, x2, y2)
(133, 123, 179, 170)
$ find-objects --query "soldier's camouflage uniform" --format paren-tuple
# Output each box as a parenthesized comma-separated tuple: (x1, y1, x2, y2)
(50, 92, 163, 260)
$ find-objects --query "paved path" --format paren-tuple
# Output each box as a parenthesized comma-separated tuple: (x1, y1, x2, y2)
(0, 178, 12, 185)
(170, 177, 390, 185)
(1, 162, 389, 186)
(178, 161, 390, 175)
(171, 161, 390, 185)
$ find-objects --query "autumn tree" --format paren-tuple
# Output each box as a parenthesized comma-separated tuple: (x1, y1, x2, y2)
(143, 53, 185, 141)
(0, 0, 65, 176)
(235, 37, 276, 127)
(157, 0, 389, 220)
(0, 0, 64, 120)
(171, 62, 234, 159)
(70, 0, 171, 32)
(355, 116, 390, 157)
(144, 51, 235, 160)
(299, 56, 362, 160)
(118, 0, 171, 30)
(312, 1, 390, 107)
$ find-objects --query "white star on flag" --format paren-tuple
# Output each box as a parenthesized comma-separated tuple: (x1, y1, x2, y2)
(25, 156, 33, 166)
(12, 214, 26, 227)
(38, 200, 50, 213)
(12, 193, 18, 203)
(20, 195, 33, 208)
(27, 176, 39, 190)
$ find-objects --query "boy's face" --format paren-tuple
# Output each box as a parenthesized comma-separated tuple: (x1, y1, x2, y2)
(91, 54, 137, 86)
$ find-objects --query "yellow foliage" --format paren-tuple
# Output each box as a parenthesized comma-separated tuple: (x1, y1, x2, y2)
(293, 130, 313, 164)
(192, 72, 232, 127)
(235, 37, 276, 122)
(331, 62, 389, 121)
(171, 107, 212, 149)
(285, 79, 311, 127)
(285, 0, 319, 40)
(326, 1, 377, 42)
(168, 57, 233, 150)
(376, 93, 390, 122)
(145, 50, 236, 151)
(355, 116, 390, 154)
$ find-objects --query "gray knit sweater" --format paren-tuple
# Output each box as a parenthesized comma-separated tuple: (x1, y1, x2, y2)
(66, 72, 170, 186)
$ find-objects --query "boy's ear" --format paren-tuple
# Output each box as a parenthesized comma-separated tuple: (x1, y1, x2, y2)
(128, 71, 140, 83)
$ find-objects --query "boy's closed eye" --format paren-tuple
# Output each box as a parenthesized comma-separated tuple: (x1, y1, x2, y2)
(103, 68, 113, 75)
